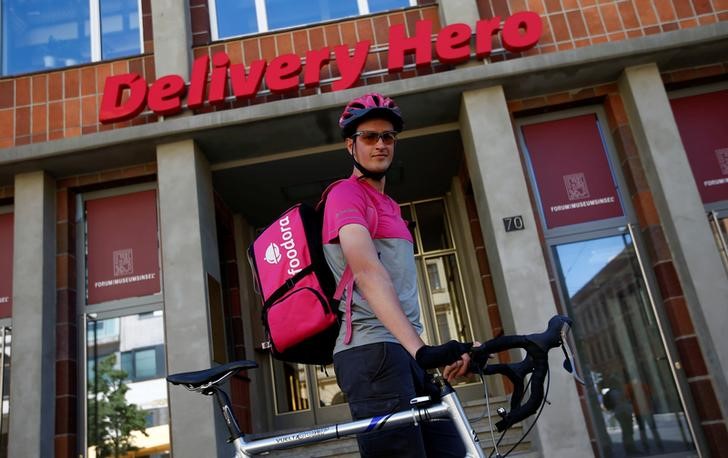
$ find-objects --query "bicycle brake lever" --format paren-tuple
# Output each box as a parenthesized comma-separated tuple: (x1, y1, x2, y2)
(559, 323, 585, 385)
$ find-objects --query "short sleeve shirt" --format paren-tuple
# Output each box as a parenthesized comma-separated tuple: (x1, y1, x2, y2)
(322, 176, 422, 354)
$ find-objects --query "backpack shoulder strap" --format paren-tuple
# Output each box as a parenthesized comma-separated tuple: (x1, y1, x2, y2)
(320, 177, 380, 345)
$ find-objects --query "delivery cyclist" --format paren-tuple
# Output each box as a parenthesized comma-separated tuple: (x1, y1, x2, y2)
(322, 93, 473, 457)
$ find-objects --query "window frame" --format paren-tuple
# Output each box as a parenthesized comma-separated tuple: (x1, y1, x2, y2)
(0, 0, 144, 77)
(0, 204, 11, 327)
(209, 0, 417, 40)
(76, 181, 166, 456)
(515, 105, 632, 243)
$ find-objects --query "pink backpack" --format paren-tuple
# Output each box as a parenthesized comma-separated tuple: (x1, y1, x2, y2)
(248, 179, 377, 365)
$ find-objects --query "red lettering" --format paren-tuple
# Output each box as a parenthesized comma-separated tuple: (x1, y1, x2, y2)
(147, 75, 186, 116)
(230, 60, 267, 99)
(209, 52, 230, 105)
(332, 41, 370, 91)
(99, 73, 148, 124)
(304, 48, 331, 88)
(501, 11, 542, 53)
(266, 54, 302, 93)
(188, 54, 210, 109)
(435, 23, 472, 65)
(475, 17, 501, 59)
(387, 20, 433, 72)
(98, 12, 543, 123)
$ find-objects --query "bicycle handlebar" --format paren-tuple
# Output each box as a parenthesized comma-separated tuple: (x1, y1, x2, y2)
(468, 315, 578, 432)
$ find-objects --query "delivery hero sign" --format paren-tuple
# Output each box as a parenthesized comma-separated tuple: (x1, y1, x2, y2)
(99, 12, 542, 124)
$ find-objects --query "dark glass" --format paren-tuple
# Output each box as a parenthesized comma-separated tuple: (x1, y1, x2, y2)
(554, 235, 695, 457)
(415, 200, 453, 252)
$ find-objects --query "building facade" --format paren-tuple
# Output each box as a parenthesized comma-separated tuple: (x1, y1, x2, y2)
(0, 0, 727, 457)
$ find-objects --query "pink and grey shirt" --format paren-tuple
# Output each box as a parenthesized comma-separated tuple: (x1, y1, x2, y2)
(322, 176, 423, 355)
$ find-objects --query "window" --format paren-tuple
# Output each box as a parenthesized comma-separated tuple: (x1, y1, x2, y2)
(1, 0, 142, 76)
(212, 0, 414, 39)
(86, 313, 169, 457)
(121, 345, 164, 381)
(81, 184, 168, 457)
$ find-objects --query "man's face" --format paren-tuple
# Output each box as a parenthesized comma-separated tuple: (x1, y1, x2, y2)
(346, 118, 396, 176)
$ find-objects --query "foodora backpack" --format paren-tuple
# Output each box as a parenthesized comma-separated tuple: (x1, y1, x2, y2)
(247, 178, 377, 365)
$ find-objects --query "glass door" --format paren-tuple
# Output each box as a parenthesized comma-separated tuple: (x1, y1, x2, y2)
(553, 231, 695, 457)
(708, 210, 728, 270)
(402, 198, 478, 389)
(84, 310, 170, 458)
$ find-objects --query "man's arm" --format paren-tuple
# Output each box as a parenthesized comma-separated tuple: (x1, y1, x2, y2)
(338, 223, 472, 380)
(338, 223, 425, 357)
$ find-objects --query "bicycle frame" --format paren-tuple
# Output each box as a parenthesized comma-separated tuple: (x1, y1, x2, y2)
(211, 375, 485, 457)
(169, 315, 580, 457)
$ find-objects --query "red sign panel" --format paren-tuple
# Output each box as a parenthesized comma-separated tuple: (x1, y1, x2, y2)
(522, 114, 624, 229)
(670, 89, 728, 204)
(86, 190, 160, 304)
(0, 213, 13, 318)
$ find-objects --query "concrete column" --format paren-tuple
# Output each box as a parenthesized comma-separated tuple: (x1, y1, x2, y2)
(233, 215, 273, 432)
(619, 63, 728, 420)
(460, 86, 592, 457)
(8, 171, 56, 457)
(438, 0, 480, 27)
(157, 140, 230, 457)
(151, 0, 192, 79)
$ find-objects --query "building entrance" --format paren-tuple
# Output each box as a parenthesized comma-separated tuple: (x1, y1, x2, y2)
(267, 195, 480, 430)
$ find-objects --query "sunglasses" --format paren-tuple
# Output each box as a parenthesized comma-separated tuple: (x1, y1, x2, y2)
(352, 130, 398, 145)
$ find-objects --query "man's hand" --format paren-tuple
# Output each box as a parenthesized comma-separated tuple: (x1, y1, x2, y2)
(442, 340, 482, 382)
(415, 340, 473, 369)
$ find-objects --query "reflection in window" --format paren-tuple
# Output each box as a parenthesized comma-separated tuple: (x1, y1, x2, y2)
(554, 235, 695, 457)
(426, 261, 442, 291)
(316, 364, 345, 407)
(266, 0, 357, 30)
(100, 0, 141, 60)
(709, 213, 728, 271)
(0, 328, 10, 458)
(1, 0, 141, 76)
(272, 361, 310, 413)
(2, 0, 90, 75)
(215, 0, 258, 38)
(86, 311, 169, 457)
(214, 0, 410, 38)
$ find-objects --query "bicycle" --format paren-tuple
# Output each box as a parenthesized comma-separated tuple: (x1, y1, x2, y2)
(167, 315, 584, 457)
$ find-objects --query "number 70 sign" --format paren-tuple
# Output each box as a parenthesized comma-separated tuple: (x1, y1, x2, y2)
(503, 215, 525, 232)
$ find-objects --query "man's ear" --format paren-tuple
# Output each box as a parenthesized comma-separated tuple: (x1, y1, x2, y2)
(345, 138, 353, 155)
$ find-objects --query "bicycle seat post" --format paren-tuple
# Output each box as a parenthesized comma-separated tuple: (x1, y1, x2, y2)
(211, 385, 243, 443)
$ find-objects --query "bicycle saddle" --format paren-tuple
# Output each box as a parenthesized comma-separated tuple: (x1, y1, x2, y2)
(167, 360, 258, 394)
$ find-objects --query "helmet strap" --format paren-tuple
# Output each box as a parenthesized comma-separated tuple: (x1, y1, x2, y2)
(350, 144, 388, 181)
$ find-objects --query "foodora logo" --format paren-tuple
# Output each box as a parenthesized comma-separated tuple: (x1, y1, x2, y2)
(277, 216, 303, 276)
(264, 243, 281, 264)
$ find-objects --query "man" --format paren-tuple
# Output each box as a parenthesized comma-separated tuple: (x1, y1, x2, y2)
(322, 93, 473, 457)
